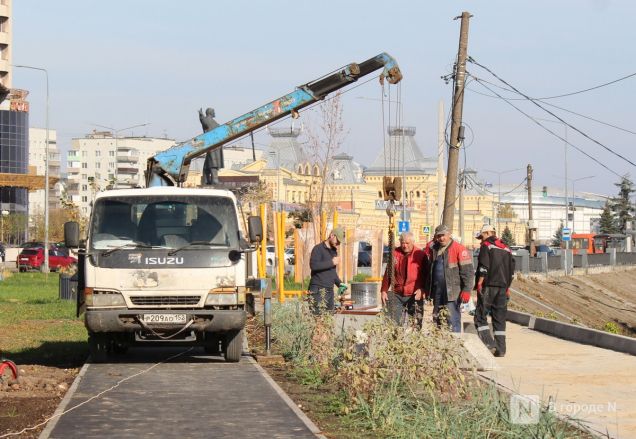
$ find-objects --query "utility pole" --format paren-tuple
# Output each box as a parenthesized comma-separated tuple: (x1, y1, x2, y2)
(437, 100, 445, 225)
(442, 11, 471, 230)
(458, 169, 465, 243)
(527, 164, 535, 256)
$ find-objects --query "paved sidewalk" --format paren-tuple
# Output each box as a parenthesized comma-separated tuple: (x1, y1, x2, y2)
(478, 322, 636, 439)
(42, 349, 320, 439)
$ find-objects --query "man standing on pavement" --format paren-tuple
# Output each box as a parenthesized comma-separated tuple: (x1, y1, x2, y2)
(422, 225, 474, 333)
(474, 224, 515, 357)
(309, 227, 346, 314)
(380, 232, 425, 326)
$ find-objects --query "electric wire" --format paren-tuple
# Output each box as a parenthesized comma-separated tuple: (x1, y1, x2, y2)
(466, 74, 636, 136)
(471, 77, 629, 182)
(468, 57, 636, 169)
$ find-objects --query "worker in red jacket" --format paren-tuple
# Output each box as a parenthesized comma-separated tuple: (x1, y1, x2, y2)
(381, 231, 425, 326)
(422, 224, 474, 332)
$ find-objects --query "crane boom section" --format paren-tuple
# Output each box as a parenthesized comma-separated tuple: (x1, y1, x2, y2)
(146, 52, 402, 187)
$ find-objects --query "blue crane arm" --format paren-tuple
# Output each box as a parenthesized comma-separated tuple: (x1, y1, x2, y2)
(146, 52, 402, 187)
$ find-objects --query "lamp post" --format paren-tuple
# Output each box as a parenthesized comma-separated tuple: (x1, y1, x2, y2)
(92, 123, 149, 188)
(14, 64, 50, 272)
(483, 168, 522, 233)
(569, 175, 595, 233)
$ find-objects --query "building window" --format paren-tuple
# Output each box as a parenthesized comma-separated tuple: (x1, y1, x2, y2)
(95, 150, 101, 157)
(416, 191, 420, 198)
(82, 184, 87, 191)
(81, 162, 87, 169)
(109, 162, 115, 169)
(81, 196, 88, 202)
(82, 151, 87, 157)
(95, 162, 101, 169)
(81, 174, 87, 180)
(109, 151, 115, 157)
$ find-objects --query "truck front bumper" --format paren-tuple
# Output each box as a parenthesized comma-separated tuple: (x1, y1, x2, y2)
(85, 309, 246, 333)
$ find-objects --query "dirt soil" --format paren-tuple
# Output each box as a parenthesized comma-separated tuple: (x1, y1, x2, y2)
(0, 365, 79, 438)
(510, 267, 636, 336)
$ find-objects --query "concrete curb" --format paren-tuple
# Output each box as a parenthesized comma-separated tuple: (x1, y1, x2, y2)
(247, 357, 327, 438)
(532, 318, 636, 356)
(506, 309, 635, 356)
(39, 362, 90, 439)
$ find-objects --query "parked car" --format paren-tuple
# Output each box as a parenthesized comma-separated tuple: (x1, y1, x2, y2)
(0, 242, 5, 262)
(534, 244, 556, 256)
(17, 247, 77, 272)
(21, 241, 45, 249)
(265, 245, 293, 266)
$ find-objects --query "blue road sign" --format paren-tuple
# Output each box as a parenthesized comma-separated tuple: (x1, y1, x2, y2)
(562, 227, 571, 241)
(398, 221, 410, 233)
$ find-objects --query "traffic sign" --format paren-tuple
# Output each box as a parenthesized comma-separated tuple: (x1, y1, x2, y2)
(562, 227, 571, 241)
(422, 225, 431, 234)
(398, 221, 410, 233)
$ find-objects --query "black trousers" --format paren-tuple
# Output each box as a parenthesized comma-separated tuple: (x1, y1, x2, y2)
(474, 286, 508, 355)
(387, 293, 424, 327)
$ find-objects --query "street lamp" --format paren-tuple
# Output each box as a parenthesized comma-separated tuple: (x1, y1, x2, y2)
(483, 168, 522, 233)
(14, 64, 50, 273)
(569, 175, 595, 233)
(91, 123, 149, 188)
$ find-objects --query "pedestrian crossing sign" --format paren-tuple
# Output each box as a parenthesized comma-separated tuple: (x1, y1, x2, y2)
(422, 225, 431, 234)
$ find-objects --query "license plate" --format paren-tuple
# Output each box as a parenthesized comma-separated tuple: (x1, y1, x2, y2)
(142, 313, 187, 324)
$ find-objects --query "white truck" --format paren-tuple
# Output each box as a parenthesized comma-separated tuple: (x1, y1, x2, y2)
(64, 53, 402, 362)
(64, 187, 262, 362)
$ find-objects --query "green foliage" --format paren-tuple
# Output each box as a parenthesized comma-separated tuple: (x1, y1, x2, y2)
(352, 273, 373, 282)
(599, 201, 619, 234)
(603, 321, 620, 334)
(501, 226, 516, 246)
(268, 300, 587, 438)
(609, 175, 635, 233)
(552, 222, 564, 247)
(288, 209, 313, 229)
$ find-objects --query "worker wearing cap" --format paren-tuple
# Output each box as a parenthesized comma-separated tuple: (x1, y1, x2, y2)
(474, 224, 515, 357)
(422, 224, 474, 332)
(380, 231, 426, 326)
(308, 227, 346, 314)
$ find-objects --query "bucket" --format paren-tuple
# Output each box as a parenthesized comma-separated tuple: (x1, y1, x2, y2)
(350, 282, 379, 308)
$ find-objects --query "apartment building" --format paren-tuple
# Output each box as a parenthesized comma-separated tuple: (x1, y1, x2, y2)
(28, 127, 61, 215)
(66, 131, 175, 216)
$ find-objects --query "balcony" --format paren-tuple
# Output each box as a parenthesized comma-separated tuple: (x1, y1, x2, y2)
(117, 151, 139, 163)
(117, 165, 139, 175)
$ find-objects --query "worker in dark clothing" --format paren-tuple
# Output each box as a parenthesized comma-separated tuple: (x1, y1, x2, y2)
(422, 225, 474, 333)
(474, 224, 515, 357)
(309, 227, 346, 314)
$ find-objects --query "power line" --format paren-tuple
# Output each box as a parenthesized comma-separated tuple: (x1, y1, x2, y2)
(468, 57, 636, 169)
(466, 74, 636, 136)
(468, 69, 636, 100)
(471, 77, 629, 182)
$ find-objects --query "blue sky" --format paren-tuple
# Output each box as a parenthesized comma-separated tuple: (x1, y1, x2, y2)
(12, 0, 635, 196)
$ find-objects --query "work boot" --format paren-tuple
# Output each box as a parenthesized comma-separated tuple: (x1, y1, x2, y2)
(493, 349, 505, 358)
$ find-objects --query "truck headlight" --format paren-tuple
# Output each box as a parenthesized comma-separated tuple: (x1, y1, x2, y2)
(87, 290, 126, 307)
(205, 293, 238, 306)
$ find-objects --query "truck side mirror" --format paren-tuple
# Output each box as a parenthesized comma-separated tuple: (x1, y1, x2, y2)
(64, 221, 80, 248)
(247, 216, 263, 244)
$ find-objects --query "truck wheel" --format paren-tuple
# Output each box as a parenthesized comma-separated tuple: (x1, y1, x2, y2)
(204, 335, 221, 355)
(223, 329, 243, 363)
(88, 333, 111, 363)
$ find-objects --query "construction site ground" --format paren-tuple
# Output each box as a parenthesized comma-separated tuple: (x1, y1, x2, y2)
(509, 267, 636, 337)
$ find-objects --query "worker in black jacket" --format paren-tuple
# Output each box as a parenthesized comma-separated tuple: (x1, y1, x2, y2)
(474, 224, 515, 357)
(309, 227, 346, 314)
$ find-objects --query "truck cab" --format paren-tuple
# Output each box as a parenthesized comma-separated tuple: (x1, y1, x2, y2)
(66, 187, 261, 362)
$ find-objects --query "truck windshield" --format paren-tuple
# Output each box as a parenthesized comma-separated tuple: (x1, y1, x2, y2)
(90, 195, 240, 251)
